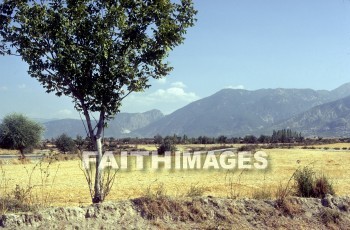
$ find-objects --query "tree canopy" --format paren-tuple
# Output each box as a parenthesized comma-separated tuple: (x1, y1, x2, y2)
(55, 133, 76, 154)
(0, 0, 196, 203)
(0, 0, 196, 126)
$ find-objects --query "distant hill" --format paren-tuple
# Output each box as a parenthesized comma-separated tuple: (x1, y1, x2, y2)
(19, 82, 350, 139)
(133, 83, 350, 137)
(273, 95, 350, 137)
(43, 109, 163, 139)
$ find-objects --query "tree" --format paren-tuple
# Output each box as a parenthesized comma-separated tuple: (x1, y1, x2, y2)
(0, 113, 43, 159)
(243, 135, 257, 144)
(157, 136, 176, 155)
(154, 134, 163, 144)
(55, 133, 76, 154)
(217, 135, 227, 145)
(0, 0, 196, 203)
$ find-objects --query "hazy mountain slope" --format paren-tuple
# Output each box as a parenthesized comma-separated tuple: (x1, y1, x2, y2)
(134, 83, 350, 137)
(272, 95, 350, 137)
(43, 109, 163, 139)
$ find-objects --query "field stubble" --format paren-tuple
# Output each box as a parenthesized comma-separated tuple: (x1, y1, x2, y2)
(0, 146, 349, 207)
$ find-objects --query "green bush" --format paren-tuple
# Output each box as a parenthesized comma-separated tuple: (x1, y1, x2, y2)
(293, 166, 334, 198)
(294, 166, 315, 197)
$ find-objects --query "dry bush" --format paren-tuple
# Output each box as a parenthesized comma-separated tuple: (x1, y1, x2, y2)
(0, 197, 36, 214)
(185, 183, 206, 198)
(225, 169, 247, 199)
(275, 168, 298, 215)
(143, 182, 167, 199)
(276, 197, 303, 217)
(132, 196, 207, 222)
(11, 157, 32, 165)
(0, 159, 60, 214)
(313, 174, 335, 198)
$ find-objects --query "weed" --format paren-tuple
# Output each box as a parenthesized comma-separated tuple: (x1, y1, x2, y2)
(252, 172, 272, 200)
(37, 160, 60, 206)
(143, 182, 167, 199)
(79, 153, 118, 203)
(132, 196, 207, 222)
(0, 159, 60, 214)
(252, 188, 272, 200)
(225, 169, 247, 199)
(185, 183, 206, 197)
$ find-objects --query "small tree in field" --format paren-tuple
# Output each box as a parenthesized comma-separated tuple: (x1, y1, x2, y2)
(55, 133, 76, 154)
(0, 0, 196, 203)
(157, 136, 176, 155)
(0, 113, 43, 159)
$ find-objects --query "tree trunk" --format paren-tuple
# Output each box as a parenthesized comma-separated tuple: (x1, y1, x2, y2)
(80, 100, 105, 203)
(92, 136, 103, 203)
(19, 149, 25, 159)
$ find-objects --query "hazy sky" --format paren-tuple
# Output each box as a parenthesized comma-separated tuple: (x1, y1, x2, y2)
(1, 0, 350, 119)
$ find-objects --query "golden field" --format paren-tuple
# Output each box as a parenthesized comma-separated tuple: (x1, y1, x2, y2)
(0, 145, 349, 207)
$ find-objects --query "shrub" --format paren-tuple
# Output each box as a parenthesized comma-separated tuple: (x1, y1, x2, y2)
(293, 166, 334, 198)
(294, 166, 315, 197)
(0, 197, 36, 214)
(313, 175, 335, 198)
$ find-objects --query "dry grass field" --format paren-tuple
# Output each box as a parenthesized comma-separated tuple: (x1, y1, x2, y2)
(0, 145, 349, 207)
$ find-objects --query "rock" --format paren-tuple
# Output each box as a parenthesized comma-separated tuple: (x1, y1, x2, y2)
(321, 194, 335, 209)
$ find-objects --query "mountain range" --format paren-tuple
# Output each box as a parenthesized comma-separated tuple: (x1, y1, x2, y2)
(43, 109, 163, 139)
(40, 82, 350, 138)
(133, 83, 350, 137)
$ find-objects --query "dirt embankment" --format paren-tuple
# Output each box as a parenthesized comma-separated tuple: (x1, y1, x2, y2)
(1, 195, 350, 229)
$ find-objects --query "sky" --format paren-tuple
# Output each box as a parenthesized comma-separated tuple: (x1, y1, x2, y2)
(1, 0, 350, 119)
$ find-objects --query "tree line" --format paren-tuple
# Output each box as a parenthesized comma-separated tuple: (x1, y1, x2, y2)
(109, 129, 305, 145)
